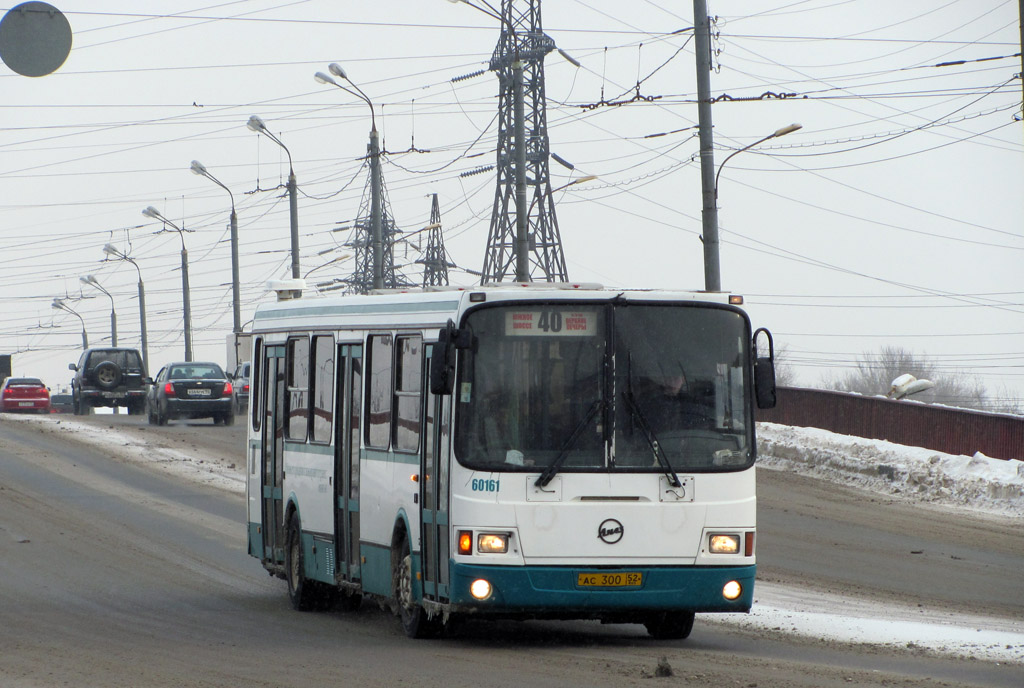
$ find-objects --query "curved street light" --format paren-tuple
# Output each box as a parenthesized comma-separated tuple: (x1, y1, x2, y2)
(190, 160, 241, 335)
(79, 275, 116, 347)
(703, 123, 803, 292)
(315, 65, 385, 290)
(142, 206, 193, 362)
(103, 243, 149, 371)
(247, 115, 300, 282)
(52, 297, 88, 350)
(714, 123, 802, 199)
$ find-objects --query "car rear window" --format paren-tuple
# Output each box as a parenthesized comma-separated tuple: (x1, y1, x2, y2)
(88, 350, 142, 368)
(169, 365, 224, 379)
(5, 378, 43, 386)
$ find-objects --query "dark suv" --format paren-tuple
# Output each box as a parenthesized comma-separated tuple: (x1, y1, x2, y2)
(69, 347, 149, 415)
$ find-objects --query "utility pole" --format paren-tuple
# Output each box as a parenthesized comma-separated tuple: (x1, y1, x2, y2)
(1019, 0, 1023, 129)
(481, 0, 568, 284)
(693, 0, 720, 292)
(370, 127, 384, 290)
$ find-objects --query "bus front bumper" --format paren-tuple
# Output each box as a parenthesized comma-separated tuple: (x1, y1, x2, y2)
(447, 562, 755, 615)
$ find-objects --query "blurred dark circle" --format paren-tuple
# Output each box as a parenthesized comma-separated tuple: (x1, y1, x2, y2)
(0, 2, 72, 77)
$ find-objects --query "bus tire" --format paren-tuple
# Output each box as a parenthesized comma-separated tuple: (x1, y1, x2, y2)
(644, 611, 695, 640)
(395, 538, 440, 639)
(286, 516, 317, 612)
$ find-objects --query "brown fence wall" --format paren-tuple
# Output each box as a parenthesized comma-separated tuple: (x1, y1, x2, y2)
(756, 387, 1024, 461)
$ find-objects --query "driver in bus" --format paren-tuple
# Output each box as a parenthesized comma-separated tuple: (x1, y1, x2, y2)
(643, 367, 712, 432)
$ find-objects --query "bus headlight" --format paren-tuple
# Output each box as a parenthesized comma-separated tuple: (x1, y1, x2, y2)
(723, 580, 742, 601)
(477, 533, 509, 554)
(709, 534, 740, 554)
(470, 578, 493, 600)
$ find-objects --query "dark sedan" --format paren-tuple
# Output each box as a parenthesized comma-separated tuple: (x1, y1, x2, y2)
(146, 362, 234, 426)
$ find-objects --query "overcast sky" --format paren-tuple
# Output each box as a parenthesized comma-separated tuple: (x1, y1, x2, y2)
(1, 0, 1021, 408)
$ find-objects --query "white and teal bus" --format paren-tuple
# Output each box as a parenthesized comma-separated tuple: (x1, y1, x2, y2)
(245, 283, 777, 639)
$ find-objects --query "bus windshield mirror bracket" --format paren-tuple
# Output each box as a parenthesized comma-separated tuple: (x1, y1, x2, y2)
(534, 400, 602, 489)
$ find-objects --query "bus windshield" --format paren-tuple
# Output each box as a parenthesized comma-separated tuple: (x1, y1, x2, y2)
(453, 302, 752, 474)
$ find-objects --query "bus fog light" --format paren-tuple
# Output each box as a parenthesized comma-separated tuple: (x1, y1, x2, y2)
(470, 578, 493, 600)
(477, 533, 508, 553)
(709, 534, 740, 554)
(723, 580, 742, 601)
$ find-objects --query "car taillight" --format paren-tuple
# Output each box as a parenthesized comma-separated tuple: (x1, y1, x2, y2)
(223, 381, 233, 397)
(242, 384, 250, 393)
(164, 382, 175, 394)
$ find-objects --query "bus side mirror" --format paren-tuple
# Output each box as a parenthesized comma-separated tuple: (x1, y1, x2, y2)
(430, 320, 458, 395)
(753, 327, 777, 409)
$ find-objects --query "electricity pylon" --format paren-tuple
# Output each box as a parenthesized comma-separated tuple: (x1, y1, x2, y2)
(345, 154, 408, 293)
(418, 194, 453, 286)
(480, 0, 568, 283)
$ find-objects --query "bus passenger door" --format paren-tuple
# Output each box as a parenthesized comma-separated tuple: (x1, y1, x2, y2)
(420, 345, 450, 602)
(261, 347, 286, 565)
(334, 344, 362, 583)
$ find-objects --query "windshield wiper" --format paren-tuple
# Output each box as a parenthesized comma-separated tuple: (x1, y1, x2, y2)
(623, 386, 682, 490)
(534, 400, 602, 489)
(621, 350, 682, 488)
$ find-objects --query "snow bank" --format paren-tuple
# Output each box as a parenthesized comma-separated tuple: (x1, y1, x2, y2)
(757, 422, 1024, 517)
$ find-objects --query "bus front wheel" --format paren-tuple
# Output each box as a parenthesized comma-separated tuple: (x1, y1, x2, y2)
(644, 611, 695, 640)
(395, 538, 441, 639)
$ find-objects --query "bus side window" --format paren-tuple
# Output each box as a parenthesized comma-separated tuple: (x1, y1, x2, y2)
(286, 336, 310, 441)
(393, 335, 422, 452)
(251, 337, 263, 432)
(366, 334, 393, 449)
(310, 335, 334, 443)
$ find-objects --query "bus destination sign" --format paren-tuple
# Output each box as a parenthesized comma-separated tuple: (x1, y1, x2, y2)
(505, 309, 597, 337)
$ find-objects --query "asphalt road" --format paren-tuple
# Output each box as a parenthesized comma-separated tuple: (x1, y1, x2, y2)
(1, 413, 1021, 688)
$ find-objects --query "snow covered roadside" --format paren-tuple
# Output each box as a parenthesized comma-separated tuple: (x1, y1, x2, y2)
(4, 414, 1022, 664)
(742, 422, 1024, 664)
(756, 422, 1024, 518)
(711, 581, 1024, 665)
(4, 413, 245, 494)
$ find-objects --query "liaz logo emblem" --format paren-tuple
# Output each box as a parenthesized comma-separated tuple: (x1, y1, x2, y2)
(598, 518, 624, 544)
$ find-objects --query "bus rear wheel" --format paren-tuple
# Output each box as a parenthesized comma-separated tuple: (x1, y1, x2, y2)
(395, 538, 441, 639)
(286, 517, 317, 611)
(644, 611, 695, 640)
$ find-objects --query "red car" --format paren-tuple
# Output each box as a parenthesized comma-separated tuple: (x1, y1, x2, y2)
(0, 377, 51, 413)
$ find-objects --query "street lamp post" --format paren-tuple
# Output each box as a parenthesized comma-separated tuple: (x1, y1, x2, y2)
(714, 124, 803, 199)
(79, 275, 117, 346)
(190, 160, 241, 335)
(315, 65, 384, 290)
(705, 123, 802, 291)
(247, 115, 300, 282)
(103, 243, 149, 371)
(142, 206, 193, 362)
(52, 297, 88, 349)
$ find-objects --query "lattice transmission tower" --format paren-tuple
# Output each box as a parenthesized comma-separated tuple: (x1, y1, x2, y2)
(418, 193, 453, 287)
(480, 0, 568, 283)
(344, 153, 410, 294)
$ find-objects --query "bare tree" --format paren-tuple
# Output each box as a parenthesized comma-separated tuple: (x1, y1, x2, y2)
(773, 344, 798, 387)
(820, 346, 995, 411)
